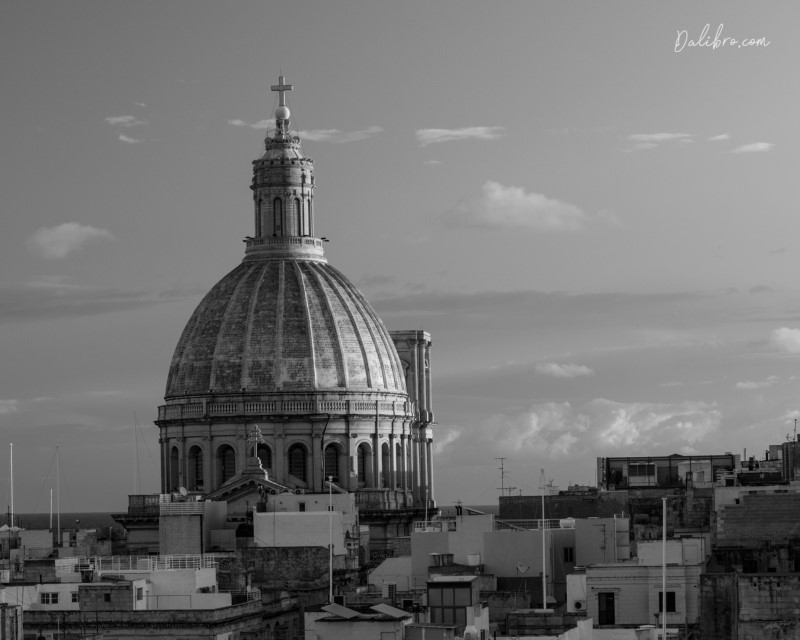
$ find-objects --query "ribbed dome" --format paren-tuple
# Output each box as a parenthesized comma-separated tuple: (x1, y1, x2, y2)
(165, 259, 406, 398)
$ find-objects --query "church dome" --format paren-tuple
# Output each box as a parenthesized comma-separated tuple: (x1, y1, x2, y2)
(165, 259, 405, 398)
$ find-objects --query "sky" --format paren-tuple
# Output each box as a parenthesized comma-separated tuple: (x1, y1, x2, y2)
(1, 1, 799, 512)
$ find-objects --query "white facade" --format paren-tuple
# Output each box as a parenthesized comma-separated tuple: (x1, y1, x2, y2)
(254, 511, 350, 551)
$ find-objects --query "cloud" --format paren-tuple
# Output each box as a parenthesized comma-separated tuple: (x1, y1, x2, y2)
(736, 376, 779, 390)
(708, 133, 730, 141)
(228, 118, 269, 129)
(625, 133, 694, 152)
(298, 126, 383, 143)
(0, 279, 204, 323)
(444, 181, 588, 231)
(424, 160, 443, 165)
(437, 399, 722, 464)
(28, 223, 114, 259)
(227, 119, 383, 142)
(536, 362, 594, 378)
(732, 142, 774, 154)
(0, 399, 19, 415)
(105, 115, 146, 127)
(628, 133, 692, 143)
(771, 327, 800, 353)
(416, 126, 505, 147)
(118, 134, 143, 144)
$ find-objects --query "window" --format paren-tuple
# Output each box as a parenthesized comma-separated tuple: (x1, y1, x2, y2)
(658, 591, 676, 613)
(563, 546, 575, 563)
(72, 592, 80, 603)
(428, 585, 471, 633)
(273, 198, 282, 235)
(104, 593, 112, 603)
(598, 592, 615, 625)
(136, 587, 144, 601)
(295, 198, 303, 235)
(188, 445, 204, 490)
(41, 592, 59, 605)
(256, 444, 272, 470)
(288, 444, 307, 482)
(218, 445, 236, 483)
(324, 445, 339, 482)
(298, 502, 306, 512)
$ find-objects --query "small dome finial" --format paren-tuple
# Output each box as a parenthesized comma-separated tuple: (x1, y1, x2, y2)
(270, 75, 293, 124)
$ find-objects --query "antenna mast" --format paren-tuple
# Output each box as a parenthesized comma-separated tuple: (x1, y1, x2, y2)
(496, 457, 508, 497)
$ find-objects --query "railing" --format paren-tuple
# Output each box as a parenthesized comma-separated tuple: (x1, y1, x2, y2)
(159, 502, 204, 516)
(245, 236, 322, 248)
(57, 554, 219, 575)
(159, 399, 412, 421)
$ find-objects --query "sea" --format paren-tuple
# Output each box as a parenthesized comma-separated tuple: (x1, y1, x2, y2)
(5, 504, 499, 532)
(6, 512, 120, 531)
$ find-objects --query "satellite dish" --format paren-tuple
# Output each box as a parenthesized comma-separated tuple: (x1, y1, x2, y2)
(517, 563, 529, 574)
(179, 486, 188, 497)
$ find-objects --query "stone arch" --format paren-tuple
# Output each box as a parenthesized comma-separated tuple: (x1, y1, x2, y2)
(287, 442, 308, 484)
(169, 446, 180, 492)
(216, 444, 237, 486)
(187, 445, 204, 491)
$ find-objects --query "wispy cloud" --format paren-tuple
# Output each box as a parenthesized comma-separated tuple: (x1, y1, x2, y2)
(732, 142, 774, 153)
(228, 119, 271, 129)
(298, 126, 383, 143)
(625, 132, 693, 152)
(424, 160, 443, 165)
(536, 362, 594, 378)
(736, 376, 779, 390)
(118, 134, 143, 144)
(0, 279, 204, 323)
(105, 115, 146, 127)
(228, 119, 383, 142)
(708, 133, 730, 141)
(629, 133, 692, 143)
(0, 399, 19, 415)
(416, 126, 505, 147)
(28, 223, 114, 259)
(443, 181, 590, 232)
(771, 327, 800, 353)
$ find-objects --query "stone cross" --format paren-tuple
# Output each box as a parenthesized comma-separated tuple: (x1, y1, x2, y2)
(271, 75, 293, 106)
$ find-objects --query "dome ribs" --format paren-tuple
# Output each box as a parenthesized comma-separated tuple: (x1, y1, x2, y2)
(278, 260, 313, 389)
(324, 266, 390, 391)
(208, 264, 261, 391)
(300, 262, 346, 389)
(314, 266, 372, 389)
(240, 262, 276, 390)
(168, 263, 250, 395)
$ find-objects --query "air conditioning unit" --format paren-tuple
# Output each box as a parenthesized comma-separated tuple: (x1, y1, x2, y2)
(295, 489, 304, 494)
(572, 599, 586, 611)
(346, 540, 359, 550)
(269, 489, 278, 495)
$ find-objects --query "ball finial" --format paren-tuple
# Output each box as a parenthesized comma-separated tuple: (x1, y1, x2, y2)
(275, 105, 291, 121)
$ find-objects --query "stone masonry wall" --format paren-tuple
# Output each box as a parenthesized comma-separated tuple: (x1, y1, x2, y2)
(701, 573, 800, 640)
